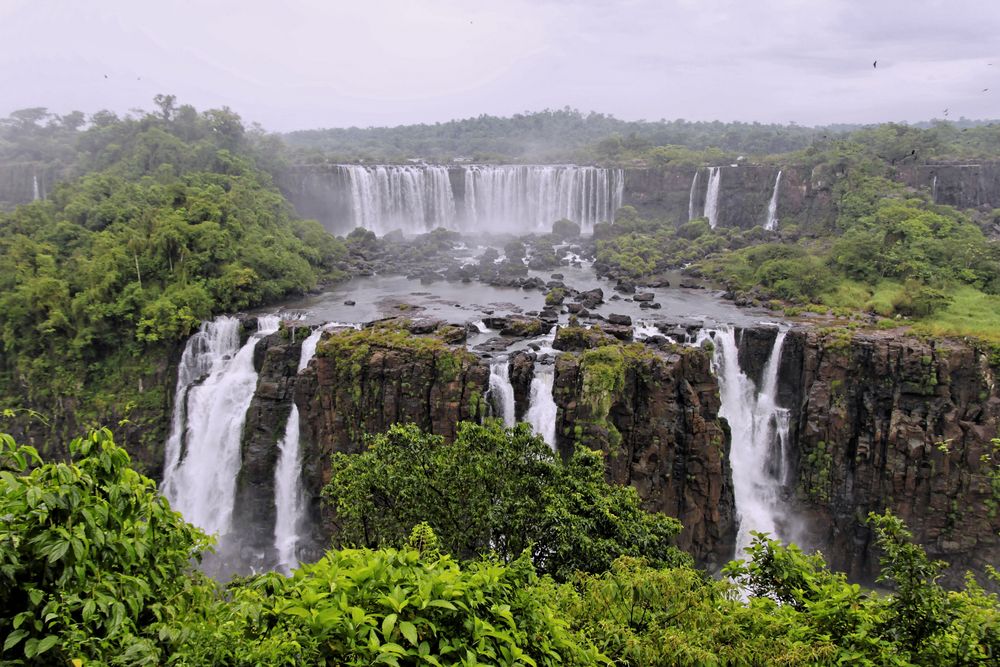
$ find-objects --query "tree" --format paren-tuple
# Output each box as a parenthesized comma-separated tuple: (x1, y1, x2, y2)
(323, 420, 688, 581)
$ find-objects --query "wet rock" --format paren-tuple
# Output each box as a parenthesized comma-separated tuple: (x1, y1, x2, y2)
(634, 292, 655, 302)
(552, 341, 735, 565)
(500, 316, 552, 338)
(639, 302, 662, 310)
(508, 351, 536, 420)
(614, 279, 636, 294)
(607, 313, 633, 326)
(344, 300, 356, 306)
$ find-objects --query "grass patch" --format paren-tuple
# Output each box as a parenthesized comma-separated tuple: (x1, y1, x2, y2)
(914, 286, 1000, 344)
(820, 280, 872, 311)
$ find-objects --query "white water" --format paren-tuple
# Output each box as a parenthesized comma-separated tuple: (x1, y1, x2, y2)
(931, 174, 938, 202)
(163, 315, 280, 539)
(343, 164, 456, 234)
(525, 367, 557, 449)
(701, 327, 791, 558)
(32, 173, 40, 201)
(764, 170, 782, 231)
(337, 164, 623, 235)
(687, 169, 700, 221)
(273, 327, 324, 574)
(489, 358, 516, 426)
(703, 167, 722, 228)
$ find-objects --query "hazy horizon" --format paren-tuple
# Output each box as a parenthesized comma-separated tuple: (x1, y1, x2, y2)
(2, 0, 998, 133)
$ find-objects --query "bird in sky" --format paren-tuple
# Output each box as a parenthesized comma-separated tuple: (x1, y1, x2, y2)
(873, 60, 877, 68)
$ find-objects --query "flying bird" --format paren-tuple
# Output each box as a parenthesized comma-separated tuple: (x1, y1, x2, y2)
(984, 88, 990, 92)
(873, 60, 877, 68)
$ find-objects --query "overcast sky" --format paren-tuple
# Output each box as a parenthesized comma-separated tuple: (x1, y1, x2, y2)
(1, 0, 997, 132)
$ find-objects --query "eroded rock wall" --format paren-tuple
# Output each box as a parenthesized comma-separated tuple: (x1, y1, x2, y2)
(780, 329, 1000, 586)
(551, 340, 737, 567)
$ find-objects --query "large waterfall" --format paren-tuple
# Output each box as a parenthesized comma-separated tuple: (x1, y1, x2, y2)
(703, 167, 722, 229)
(272, 327, 323, 574)
(162, 316, 280, 544)
(764, 170, 782, 231)
(333, 164, 623, 235)
(702, 327, 792, 558)
(344, 165, 457, 234)
(488, 358, 516, 426)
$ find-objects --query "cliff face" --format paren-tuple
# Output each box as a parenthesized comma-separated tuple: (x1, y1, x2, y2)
(622, 165, 837, 231)
(230, 327, 308, 561)
(776, 328, 1000, 585)
(894, 162, 1000, 211)
(551, 338, 736, 567)
(295, 324, 490, 527)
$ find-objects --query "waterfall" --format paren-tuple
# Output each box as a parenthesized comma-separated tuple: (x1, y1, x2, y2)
(488, 358, 516, 426)
(764, 170, 782, 231)
(273, 327, 323, 574)
(342, 164, 456, 235)
(463, 165, 623, 233)
(931, 174, 938, 203)
(525, 366, 557, 450)
(687, 169, 700, 221)
(701, 327, 791, 558)
(333, 164, 622, 234)
(703, 167, 722, 229)
(162, 315, 280, 542)
(32, 173, 40, 201)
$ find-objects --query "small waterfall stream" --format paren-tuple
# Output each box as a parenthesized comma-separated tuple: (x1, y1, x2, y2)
(703, 167, 722, 228)
(163, 315, 280, 543)
(764, 170, 782, 231)
(489, 358, 516, 426)
(687, 169, 700, 221)
(701, 327, 791, 558)
(272, 327, 324, 574)
(525, 368, 557, 450)
(32, 173, 40, 201)
(931, 174, 938, 203)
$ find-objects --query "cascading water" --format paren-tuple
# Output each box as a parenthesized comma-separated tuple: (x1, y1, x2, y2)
(931, 174, 938, 203)
(343, 164, 457, 234)
(703, 167, 722, 228)
(764, 170, 782, 231)
(334, 164, 622, 234)
(687, 169, 700, 221)
(525, 367, 557, 450)
(463, 165, 623, 233)
(488, 358, 516, 426)
(162, 315, 280, 547)
(700, 327, 791, 558)
(272, 327, 323, 574)
(32, 173, 40, 201)
(524, 335, 558, 449)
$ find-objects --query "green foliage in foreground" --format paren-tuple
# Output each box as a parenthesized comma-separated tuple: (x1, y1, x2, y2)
(2, 427, 998, 666)
(323, 421, 688, 582)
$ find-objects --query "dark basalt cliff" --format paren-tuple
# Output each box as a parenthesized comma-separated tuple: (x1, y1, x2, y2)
(774, 328, 1000, 586)
(294, 324, 490, 530)
(550, 336, 736, 567)
(229, 319, 998, 587)
(284, 324, 737, 567)
(231, 327, 309, 562)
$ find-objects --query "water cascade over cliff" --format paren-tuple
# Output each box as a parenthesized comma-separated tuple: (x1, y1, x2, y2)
(32, 173, 39, 201)
(764, 170, 782, 231)
(702, 327, 793, 558)
(703, 167, 722, 228)
(687, 169, 700, 221)
(489, 358, 516, 426)
(162, 315, 280, 568)
(273, 327, 323, 574)
(285, 164, 623, 235)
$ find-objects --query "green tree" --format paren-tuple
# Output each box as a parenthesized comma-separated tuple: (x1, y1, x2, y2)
(323, 420, 688, 581)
